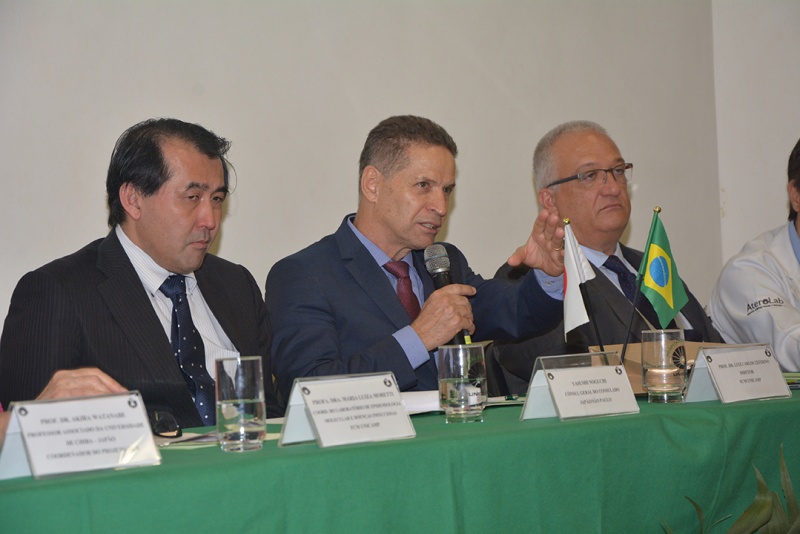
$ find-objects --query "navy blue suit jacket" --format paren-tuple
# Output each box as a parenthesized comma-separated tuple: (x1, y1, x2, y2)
(265, 215, 562, 400)
(0, 230, 282, 427)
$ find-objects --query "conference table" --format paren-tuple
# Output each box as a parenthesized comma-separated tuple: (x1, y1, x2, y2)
(2, 393, 800, 533)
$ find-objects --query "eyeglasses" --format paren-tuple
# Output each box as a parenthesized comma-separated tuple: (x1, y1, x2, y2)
(150, 411, 182, 438)
(546, 162, 633, 189)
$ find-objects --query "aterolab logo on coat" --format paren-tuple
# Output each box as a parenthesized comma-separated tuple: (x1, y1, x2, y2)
(746, 297, 785, 316)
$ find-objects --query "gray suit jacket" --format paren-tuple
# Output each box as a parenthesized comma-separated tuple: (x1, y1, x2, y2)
(493, 243, 723, 389)
(0, 230, 282, 427)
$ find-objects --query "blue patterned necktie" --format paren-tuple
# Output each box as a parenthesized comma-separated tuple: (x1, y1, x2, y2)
(603, 255, 636, 301)
(159, 275, 216, 425)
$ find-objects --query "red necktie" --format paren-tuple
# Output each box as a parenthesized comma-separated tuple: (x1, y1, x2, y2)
(384, 261, 421, 321)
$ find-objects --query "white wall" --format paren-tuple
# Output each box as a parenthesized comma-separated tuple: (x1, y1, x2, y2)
(712, 0, 800, 262)
(0, 0, 789, 334)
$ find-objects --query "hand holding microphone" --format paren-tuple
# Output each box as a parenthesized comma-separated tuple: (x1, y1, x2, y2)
(414, 243, 474, 346)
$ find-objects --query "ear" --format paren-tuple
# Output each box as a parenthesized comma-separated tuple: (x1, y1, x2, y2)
(788, 182, 800, 213)
(119, 183, 143, 221)
(538, 187, 556, 210)
(360, 165, 382, 203)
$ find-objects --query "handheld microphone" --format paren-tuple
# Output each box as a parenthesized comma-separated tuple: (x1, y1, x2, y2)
(424, 243, 472, 345)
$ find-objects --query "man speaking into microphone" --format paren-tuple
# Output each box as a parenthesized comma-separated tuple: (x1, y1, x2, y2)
(265, 115, 565, 401)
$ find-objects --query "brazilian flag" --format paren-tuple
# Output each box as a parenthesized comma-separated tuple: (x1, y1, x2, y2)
(636, 210, 689, 328)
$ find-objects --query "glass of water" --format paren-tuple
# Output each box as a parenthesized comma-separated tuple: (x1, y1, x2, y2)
(641, 329, 686, 403)
(438, 344, 487, 423)
(215, 355, 267, 452)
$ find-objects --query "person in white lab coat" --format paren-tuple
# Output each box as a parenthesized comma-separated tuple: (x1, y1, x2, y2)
(708, 137, 800, 371)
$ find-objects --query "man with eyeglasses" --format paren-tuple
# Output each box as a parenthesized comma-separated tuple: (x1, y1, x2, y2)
(493, 120, 722, 391)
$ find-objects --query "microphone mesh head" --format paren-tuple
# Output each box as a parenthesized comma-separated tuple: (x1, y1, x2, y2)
(424, 243, 450, 274)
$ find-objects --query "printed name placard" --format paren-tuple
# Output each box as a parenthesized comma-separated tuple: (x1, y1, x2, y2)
(279, 373, 416, 448)
(521, 352, 639, 420)
(0, 391, 160, 480)
(685, 344, 790, 404)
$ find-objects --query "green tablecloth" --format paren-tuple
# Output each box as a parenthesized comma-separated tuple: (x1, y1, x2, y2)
(3, 394, 800, 533)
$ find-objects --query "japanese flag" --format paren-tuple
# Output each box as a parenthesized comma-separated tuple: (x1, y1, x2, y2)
(563, 224, 596, 338)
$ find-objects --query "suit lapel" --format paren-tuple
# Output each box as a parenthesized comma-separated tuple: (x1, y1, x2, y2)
(96, 231, 198, 417)
(413, 250, 436, 299)
(621, 244, 719, 342)
(586, 248, 651, 343)
(334, 218, 414, 329)
(195, 262, 245, 351)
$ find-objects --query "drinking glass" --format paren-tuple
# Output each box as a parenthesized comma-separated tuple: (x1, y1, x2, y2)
(641, 329, 686, 403)
(215, 355, 267, 451)
(438, 344, 487, 423)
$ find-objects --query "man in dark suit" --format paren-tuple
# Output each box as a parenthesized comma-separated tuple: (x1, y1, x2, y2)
(0, 118, 281, 429)
(494, 120, 722, 391)
(265, 115, 566, 401)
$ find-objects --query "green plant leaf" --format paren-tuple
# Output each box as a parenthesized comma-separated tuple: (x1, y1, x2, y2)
(707, 514, 733, 533)
(762, 490, 789, 533)
(665, 497, 731, 534)
(686, 496, 706, 533)
(782, 444, 800, 522)
(787, 513, 800, 534)
(727, 465, 774, 534)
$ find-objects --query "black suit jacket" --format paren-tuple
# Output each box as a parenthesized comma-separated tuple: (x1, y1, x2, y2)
(493, 243, 723, 387)
(265, 215, 562, 401)
(0, 230, 282, 427)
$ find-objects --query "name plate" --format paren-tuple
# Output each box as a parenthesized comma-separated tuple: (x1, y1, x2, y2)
(0, 392, 160, 480)
(279, 373, 416, 448)
(521, 352, 639, 420)
(685, 344, 790, 403)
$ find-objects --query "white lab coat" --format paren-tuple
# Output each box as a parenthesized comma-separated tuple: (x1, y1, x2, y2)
(708, 222, 800, 371)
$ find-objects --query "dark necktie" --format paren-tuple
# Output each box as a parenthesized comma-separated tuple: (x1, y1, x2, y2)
(603, 255, 701, 340)
(603, 255, 636, 301)
(603, 255, 662, 329)
(384, 261, 421, 321)
(159, 275, 216, 425)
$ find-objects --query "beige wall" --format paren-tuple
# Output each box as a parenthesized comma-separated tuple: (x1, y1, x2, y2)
(712, 0, 800, 261)
(0, 0, 794, 333)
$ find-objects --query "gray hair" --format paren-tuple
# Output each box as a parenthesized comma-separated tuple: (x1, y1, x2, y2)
(533, 120, 609, 192)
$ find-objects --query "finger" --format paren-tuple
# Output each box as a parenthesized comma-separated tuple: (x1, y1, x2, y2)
(89, 369, 127, 393)
(436, 283, 477, 297)
(59, 367, 126, 394)
(506, 245, 525, 266)
(37, 368, 126, 400)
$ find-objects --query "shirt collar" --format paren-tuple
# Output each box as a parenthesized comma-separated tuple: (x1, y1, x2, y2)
(582, 242, 639, 274)
(787, 221, 800, 265)
(582, 242, 626, 268)
(346, 215, 414, 267)
(115, 225, 198, 296)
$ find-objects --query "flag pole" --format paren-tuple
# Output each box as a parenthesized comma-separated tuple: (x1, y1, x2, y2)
(620, 206, 661, 363)
(580, 284, 604, 351)
(565, 218, 605, 352)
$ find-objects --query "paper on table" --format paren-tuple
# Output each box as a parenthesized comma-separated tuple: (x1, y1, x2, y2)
(400, 391, 524, 415)
(155, 431, 217, 449)
(401, 391, 441, 414)
(156, 425, 283, 448)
